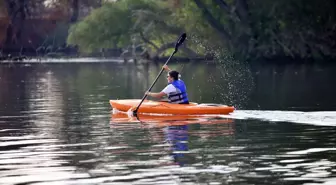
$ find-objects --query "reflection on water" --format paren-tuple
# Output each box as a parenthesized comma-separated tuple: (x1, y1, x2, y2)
(249, 63, 336, 111)
(165, 125, 189, 167)
(0, 61, 336, 184)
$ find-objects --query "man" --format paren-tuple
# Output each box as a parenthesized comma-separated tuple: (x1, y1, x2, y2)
(146, 65, 189, 104)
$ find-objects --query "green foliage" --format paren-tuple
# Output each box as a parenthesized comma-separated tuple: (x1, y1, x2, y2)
(67, 3, 133, 53)
(67, 0, 336, 61)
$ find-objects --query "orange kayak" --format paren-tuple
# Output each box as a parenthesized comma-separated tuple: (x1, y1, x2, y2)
(109, 99, 235, 115)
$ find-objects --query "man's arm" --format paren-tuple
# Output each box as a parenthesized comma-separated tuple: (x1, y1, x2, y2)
(146, 92, 166, 98)
(146, 84, 174, 99)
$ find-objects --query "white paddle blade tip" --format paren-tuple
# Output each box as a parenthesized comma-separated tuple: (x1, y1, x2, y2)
(127, 108, 135, 118)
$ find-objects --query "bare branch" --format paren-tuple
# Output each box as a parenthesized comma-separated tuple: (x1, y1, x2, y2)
(213, 0, 231, 13)
(139, 31, 159, 50)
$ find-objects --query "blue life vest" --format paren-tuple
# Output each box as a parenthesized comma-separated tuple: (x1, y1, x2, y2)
(168, 80, 189, 104)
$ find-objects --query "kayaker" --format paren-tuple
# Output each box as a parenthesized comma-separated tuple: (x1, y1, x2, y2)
(146, 65, 189, 104)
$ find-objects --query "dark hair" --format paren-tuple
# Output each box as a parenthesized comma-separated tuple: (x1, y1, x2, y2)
(168, 70, 179, 80)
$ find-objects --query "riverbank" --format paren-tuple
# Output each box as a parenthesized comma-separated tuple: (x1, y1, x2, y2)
(1, 54, 335, 65)
(0, 54, 214, 64)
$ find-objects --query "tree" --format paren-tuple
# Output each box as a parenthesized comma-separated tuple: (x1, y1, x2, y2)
(67, 0, 336, 61)
(67, 0, 197, 57)
(0, 0, 104, 54)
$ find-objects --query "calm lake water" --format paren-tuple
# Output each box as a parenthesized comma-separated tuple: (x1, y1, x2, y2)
(0, 59, 336, 185)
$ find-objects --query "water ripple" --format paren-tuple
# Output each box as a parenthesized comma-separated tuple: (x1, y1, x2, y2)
(1, 63, 336, 185)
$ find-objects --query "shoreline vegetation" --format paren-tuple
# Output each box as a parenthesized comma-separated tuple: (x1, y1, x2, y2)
(1, 0, 335, 63)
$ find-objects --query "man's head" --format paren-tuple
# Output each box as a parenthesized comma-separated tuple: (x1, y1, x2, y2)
(167, 70, 179, 82)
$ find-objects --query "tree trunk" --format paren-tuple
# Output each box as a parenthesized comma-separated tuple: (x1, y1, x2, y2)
(192, 0, 231, 42)
(235, 0, 254, 58)
(4, 24, 14, 46)
(4, 0, 26, 47)
(16, 0, 26, 43)
(4, 0, 15, 46)
(70, 0, 79, 23)
(235, 0, 249, 24)
(213, 0, 231, 13)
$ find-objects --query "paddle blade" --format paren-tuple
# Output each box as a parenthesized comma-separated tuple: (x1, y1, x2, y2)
(174, 33, 187, 52)
(127, 107, 136, 117)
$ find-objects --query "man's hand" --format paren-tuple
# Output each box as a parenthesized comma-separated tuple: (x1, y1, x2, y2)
(162, 65, 170, 71)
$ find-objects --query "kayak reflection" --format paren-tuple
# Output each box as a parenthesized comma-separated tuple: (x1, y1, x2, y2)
(110, 113, 235, 166)
(110, 112, 234, 127)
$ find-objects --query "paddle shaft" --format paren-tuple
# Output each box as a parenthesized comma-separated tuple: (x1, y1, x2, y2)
(133, 50, 177, 114)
